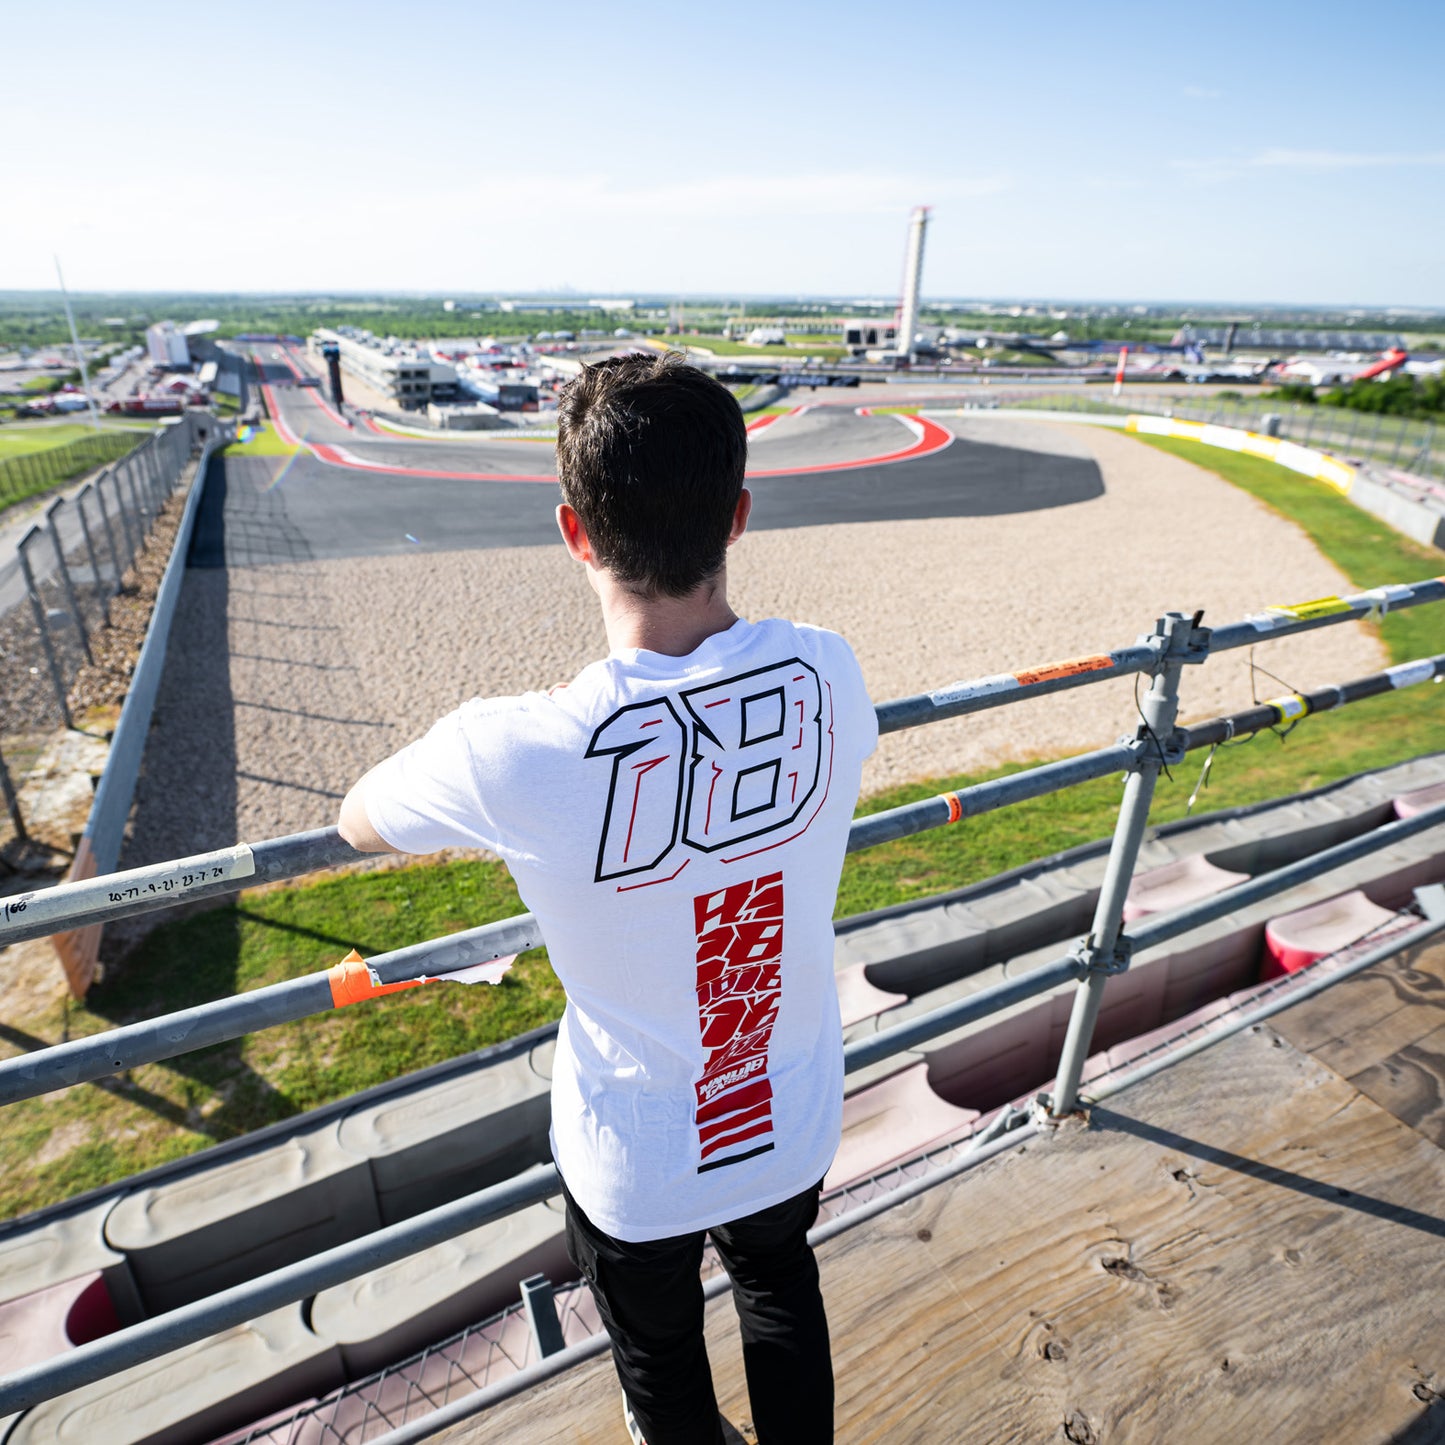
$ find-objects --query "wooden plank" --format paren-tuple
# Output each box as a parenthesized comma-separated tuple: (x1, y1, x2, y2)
(1269, 936, 1445, 1080)
(1348, 1020, 1445, 1150)
(430, 1024, 1445, 1444)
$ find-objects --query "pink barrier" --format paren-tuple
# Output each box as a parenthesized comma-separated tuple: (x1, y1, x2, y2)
(827, 1062, 978, 1191)
(0, 1271, 118, 1375)
(1393, 780, 1445, 820)
(835, 964, 906, 1028)
(1262, 889, 1399, 979)
(1122, 854, 1249, 922)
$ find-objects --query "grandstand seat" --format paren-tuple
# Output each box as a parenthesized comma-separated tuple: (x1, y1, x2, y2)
(0, 1272, 117, 1376)
(0, 1195, 139, 1331)
(1121, 854, 1248, 922)
(1104, 998, 1235, 1073)
(1393, 780, 1445, 820)
(308, 1198, 570, 1375)
(105, 1121, 380, 1317)
(337, 1045, 553, 1226)
(1262, 889, 1400, 979)
(835, 963, 906, 1028)
(825, 1062, 979, 1191)
(3, 1304, 342, 1445)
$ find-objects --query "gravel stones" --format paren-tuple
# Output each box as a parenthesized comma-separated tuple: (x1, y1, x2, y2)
(122, 421, 1385, 870)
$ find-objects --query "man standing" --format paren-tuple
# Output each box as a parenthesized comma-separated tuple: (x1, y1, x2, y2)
(339, 353, 877, 1444)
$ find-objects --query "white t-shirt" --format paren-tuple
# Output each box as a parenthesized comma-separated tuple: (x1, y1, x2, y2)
(362, 617, 878, 1241)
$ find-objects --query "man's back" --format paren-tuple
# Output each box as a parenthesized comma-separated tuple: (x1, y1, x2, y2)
(341, 353, 860, 1440)
(359, 615, 877, 1240)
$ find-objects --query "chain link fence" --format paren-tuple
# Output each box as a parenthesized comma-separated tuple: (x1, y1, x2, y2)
(994, 388, 1443, 484)
(0, 415, 205, 860)
(0, 428, 149, 511)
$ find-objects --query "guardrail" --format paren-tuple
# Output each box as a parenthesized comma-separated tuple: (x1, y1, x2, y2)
(0, 574, 1443, 1420)
(0, 427, 143, 510)
(0, 414, 211, 864)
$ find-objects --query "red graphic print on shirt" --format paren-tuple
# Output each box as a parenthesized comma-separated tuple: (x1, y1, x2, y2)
(693, 871, 784, 1173)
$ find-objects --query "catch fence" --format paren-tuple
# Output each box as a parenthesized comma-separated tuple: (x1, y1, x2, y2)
(0, 413, 209, 858)
(0, 575, 1444, 1431)
(0, 428, 145, 511)
(1000, 387, 1444, 484)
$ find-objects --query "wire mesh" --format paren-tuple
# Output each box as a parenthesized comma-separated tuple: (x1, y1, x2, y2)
(0, 421, 198, 857)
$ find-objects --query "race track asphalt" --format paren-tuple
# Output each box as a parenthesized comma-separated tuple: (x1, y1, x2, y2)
(192, 356, 1103, 567)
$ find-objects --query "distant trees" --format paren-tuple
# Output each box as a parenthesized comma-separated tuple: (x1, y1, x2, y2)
(1320, 373, 1444, 420)
(1268, 375, 1444, 420)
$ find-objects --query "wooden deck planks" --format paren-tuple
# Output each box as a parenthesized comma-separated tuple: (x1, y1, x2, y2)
(1272, 935, 1445, 1149)
(431, 1016, 1445, 1444)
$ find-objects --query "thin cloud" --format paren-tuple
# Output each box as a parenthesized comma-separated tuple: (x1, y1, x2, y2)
(1175, 148, 1445, 179)
(406, 170, 1014, 221)
(1249, 147, 1445, 169)
(1182, 84, 1222, 99)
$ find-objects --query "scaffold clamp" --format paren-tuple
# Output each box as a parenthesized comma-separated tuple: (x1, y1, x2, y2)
(1069, 933, 1133, 977)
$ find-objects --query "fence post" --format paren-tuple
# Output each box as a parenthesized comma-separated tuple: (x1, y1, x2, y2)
(0, 739, 26, 847)
(74, 485, 110, 627)
(109, 467, 139, 568)
(1367, 409, 1386, 458)
(44, 499, 94, 666)
(1389, 415, 1410, 468)
(1048, 610, 1207, 1118)
(121, 464, 147, 550)
(17, 530, 73, 730)
(92, 472, 124, 592)
(135, 446, 157, 522)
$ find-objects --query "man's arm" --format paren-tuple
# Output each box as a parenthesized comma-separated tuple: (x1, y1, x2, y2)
(338, 769, 401, 854)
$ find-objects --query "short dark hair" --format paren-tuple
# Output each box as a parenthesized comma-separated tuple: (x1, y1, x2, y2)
(555, 351, 747, 598)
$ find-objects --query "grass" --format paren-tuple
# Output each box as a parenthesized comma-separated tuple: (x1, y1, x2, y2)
(220, 422, 299, 457)
(681, 335, 849, 361)
(2, 432, 1442, 1217)
(0, 420, 148, 459)
(0, 425, 148, 513)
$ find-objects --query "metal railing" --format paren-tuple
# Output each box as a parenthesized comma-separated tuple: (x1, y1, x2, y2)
(0, 427, 143, 510)
(0, 414, 209, 855)
(994, 388, 1444, 485)
(1, 574, 1444, 1421)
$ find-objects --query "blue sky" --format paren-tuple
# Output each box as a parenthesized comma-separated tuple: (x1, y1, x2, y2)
(4, 0, 1442, 305)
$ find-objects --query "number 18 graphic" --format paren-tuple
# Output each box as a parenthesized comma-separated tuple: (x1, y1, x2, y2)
(587, 660, 822, 883)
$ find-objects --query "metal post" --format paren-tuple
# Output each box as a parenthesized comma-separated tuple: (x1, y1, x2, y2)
(0, 741, 27, 845)
(1302, 405, 1317, 447)
(139, 444, 161, 519)
(54, 255, 103, 434)
(109, 467, 139, 568)
(520, 1275, 567, 1359)
(44, 500, 93, 665)
(1367, 409, 1386, 459)
(1048, 611, 1207, 1118)
(92, 473, 124, 594)
(1344, 407, 1360, 453)
(73, 486, 109, 627)
(17, 533, 73, 730)
(121, 464, 147, 549)
(1389, 415, 1410, 467)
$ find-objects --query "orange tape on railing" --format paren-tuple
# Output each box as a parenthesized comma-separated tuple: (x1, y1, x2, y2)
(943, 791, 963, 824)
(328, 949, 429, 1008)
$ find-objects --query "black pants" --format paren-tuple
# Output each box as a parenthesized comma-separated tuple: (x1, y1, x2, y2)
(562, 1180, 833, 1445)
